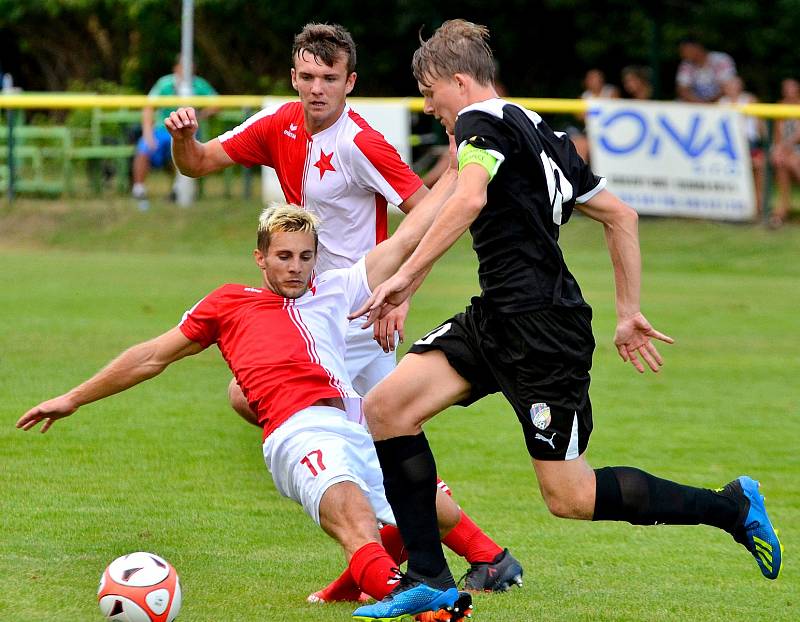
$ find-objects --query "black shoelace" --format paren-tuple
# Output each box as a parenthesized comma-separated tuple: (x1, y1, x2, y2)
(386, 567, 420, 597)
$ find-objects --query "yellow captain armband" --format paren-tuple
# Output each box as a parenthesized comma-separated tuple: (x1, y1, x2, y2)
(457, 143, 502, 181)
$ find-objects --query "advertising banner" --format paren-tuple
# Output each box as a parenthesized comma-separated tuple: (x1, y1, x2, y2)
(586, 100, 755, 221)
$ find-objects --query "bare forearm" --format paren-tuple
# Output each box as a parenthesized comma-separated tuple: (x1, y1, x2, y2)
(401, 192, 482, 281)
(391, 169, 457, 255)
(411, 266, 432, 291)
(604, 210, 641, 318)
(171, 137, 211, 177)
(366, 170, 458, 287)
(578, 190, 642, 318)
(355, 166, 486, 319)
(64, 342, 170, 409)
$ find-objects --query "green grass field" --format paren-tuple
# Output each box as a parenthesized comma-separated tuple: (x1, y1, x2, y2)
(1, 191, 799, 621)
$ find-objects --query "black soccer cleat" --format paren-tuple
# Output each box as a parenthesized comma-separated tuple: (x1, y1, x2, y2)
(460, 548, 523, 592)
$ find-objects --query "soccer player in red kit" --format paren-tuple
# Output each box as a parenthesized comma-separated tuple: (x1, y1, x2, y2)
(17, 194, 499, 618)
(166, 23, 425, 394)
(164, 22, 522, 601)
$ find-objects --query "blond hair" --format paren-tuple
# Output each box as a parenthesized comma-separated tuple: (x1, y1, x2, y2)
(257, 204, 320, 252)
(412, 19, 495, 87)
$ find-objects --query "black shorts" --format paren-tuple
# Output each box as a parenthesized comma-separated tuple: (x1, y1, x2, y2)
(408, 298, 595, 460)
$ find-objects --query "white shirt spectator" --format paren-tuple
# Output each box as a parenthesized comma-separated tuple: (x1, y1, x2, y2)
(676, 51, 736, 102)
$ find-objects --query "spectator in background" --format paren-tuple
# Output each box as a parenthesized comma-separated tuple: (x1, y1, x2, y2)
(581, 68, 619, 100)
(719, 76, 766, 218)
(570, 68, 619, 162)
(675, 37, 736, 103)
(621, 65, 653, 100)
(132, 57, 218, 204)
(768, 78, 800, 227)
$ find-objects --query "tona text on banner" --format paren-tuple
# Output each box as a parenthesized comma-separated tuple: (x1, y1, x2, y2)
(586, 100, 755, 221)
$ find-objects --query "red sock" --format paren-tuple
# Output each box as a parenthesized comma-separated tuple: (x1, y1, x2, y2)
(442, 510, 503, 564)
(316, 530, 406, 602)
(315, 567, 362, 602)
(379, 524, 408, 565)
(349, 542, 399, 600)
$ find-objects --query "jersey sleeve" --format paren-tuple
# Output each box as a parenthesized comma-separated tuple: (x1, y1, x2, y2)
(218, 104, 280, 168)
(539, 121, 606, 205)
(178, 289, 222, 348)
(351, 129, 423, 205)
(455, 111, 513, 165)
(341, 257, 372, 314)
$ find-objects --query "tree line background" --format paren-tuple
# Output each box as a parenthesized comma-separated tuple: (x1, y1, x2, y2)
(2, 0, 800, 102)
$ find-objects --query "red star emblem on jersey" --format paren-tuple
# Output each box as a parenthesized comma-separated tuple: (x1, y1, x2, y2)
(314, 150, 336, 179)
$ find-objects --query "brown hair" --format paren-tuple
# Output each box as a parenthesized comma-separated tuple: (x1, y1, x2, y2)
(292, 23, 357, 74)
(257, 204, 320, 253)
(412, 19, 495, 87)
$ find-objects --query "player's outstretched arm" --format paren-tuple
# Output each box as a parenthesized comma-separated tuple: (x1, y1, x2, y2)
(577, 189, 674, 373)
(353, 162, 489, 325)
(369, 185, 431, 351)
(166, 107, 235, 177)
(16, 328, 204, 433)
(361, 167, 458, 294)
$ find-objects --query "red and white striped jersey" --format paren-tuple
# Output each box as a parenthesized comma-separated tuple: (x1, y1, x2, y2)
(218, 102, 423, 272)
(178, 260, 370, 439)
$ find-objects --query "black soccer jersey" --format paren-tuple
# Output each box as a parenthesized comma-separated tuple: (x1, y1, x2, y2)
(454, 98, 606, 313)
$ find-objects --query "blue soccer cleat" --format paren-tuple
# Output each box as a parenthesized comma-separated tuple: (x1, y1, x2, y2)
(723, 476, 783, 580)
(352, 573, 471, 622)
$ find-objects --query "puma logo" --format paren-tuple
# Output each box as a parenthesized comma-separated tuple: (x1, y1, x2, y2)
(534, 432, 556, 449)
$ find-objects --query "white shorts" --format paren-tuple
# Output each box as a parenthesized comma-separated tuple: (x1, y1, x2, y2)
(346, 316, 396, 396)
(262, 406, 395, 527)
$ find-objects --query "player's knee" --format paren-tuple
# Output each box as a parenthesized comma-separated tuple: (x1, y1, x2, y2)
(540, 484, 593, 519)
(319, 481, 381, 557)
(542, 491, 577, 518)
(543, 494, 578, 518)
(435, 489, 461, 535)
(363, 388, 393, 434)
(364, 383, 425, 437)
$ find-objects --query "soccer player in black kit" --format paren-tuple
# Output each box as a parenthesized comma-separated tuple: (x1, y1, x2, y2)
(350, 19, 783, 622)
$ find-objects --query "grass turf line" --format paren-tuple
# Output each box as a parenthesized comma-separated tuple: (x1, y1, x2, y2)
(1, 195, 798, 621)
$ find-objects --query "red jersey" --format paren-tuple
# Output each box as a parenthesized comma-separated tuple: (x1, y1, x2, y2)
(218, 102, 423, 272)
(178, 261, 369, 439)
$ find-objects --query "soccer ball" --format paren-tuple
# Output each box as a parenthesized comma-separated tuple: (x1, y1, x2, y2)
(97, 552, 182, 622)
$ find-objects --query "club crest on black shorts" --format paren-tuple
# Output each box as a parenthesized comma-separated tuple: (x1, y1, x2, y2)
(530, 402, 552, 430)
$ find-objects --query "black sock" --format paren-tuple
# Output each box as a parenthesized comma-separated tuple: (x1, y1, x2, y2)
(373, 433, 454, 587)
(593, 466, 741, 531)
